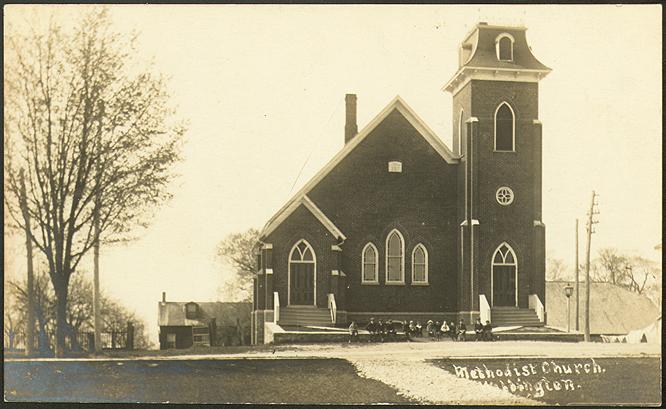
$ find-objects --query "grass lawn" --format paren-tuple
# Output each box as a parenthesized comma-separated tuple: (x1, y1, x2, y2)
(4, 358, 414, 404)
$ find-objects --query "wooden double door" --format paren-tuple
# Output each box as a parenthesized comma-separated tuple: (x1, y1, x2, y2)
(493, 265, 516, 306)
(290, 262, 315, 305)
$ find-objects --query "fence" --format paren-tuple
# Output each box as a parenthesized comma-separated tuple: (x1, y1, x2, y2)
(74, 322, 134, 351)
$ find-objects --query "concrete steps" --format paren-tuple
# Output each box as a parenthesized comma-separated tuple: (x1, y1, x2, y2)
(278, 306, 333, 327)
(491, 307, 544, 327)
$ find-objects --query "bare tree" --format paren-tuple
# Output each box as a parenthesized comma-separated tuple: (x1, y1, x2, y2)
(8, 270, 55, 353)
(546, 257, 571, 281)
(4, 8, 184, 356)
(216, 228, 260, 302)
(624, 256, 659, 295)
(596, 248, 629, 285)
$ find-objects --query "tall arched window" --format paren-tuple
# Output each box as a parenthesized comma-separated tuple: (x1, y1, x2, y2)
(457, 108, 465, 156)
(385, 229, 404, 284)
(361, 243, 378, 284)
(411, 244, 428, 284)
(494, 102, 515, 152)
(491, 242, 518, 307)
(289, 239, 316, 305)
(496, 33, 514, 61)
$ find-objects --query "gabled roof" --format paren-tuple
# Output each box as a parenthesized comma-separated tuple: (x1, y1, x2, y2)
(260, 96, 458, 239)
(158, 301, 252, 327)
(261, 195, 346, 241)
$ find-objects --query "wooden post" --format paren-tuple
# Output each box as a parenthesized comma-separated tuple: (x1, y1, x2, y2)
(584, 191, 598, 342)
(19, 169, 35, 356)
(575, 219, 580, 331)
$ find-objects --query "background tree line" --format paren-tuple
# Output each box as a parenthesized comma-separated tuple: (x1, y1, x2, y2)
(547, 247, 661, 306)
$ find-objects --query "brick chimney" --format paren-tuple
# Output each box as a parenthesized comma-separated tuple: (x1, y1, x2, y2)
(162, 292, 166, 302)
(344, 94, 358, 144)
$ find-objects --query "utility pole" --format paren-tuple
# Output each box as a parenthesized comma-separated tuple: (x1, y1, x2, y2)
(19, 169, 35, 356)
(584, 191, 599, 342)
(575, 219, 580, 331)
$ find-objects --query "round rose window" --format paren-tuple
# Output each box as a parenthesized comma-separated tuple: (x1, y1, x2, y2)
(496, 186, 514, 206)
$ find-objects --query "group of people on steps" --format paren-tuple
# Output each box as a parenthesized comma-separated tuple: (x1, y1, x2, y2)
(347, 317, 494, 343)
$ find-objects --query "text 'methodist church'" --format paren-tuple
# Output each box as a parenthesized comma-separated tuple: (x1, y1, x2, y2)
(251, 23, 552, 344)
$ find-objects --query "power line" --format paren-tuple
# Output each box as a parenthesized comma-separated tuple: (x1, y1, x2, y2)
(287, 96, 343, 196)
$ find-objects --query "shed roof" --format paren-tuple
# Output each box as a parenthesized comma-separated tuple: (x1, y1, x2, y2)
(158, 301, 252, 327)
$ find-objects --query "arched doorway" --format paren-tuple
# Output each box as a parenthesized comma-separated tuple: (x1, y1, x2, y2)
(288, 239, 316, 305)
(492, 243, 518, 306)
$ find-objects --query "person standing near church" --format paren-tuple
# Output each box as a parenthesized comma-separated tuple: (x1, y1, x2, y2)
(348, 321, 359, 343)
(474, 318, 484, 341)
(366, 318, 377, 342)
(457, 319, 467, 341)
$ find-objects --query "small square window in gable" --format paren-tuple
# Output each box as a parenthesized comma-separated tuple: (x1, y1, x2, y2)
(388, 161, 402, 173)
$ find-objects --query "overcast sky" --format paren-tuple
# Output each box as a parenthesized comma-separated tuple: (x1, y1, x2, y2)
(4, 5, 661, 346)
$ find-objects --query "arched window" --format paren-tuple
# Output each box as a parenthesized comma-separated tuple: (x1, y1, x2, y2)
(290, 240, 315, 262)
(494, 102, 515, 151)
(491, 243, 518, 307)
(496, 33, 514, 61)
(457, 108, 465, 156)
(385, 229, 404, 284)
(288, 239, 316, 305)
(411, 244, 428, 284)
(361, 243, 378, 284)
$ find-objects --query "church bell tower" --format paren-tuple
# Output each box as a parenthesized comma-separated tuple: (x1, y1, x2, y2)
(444, 23, 551, 320)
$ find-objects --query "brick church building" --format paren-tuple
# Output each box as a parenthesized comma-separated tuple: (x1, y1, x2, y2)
(252, 23, 552, 344)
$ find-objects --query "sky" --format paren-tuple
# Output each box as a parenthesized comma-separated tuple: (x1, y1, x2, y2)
(4, 4, 662, 346)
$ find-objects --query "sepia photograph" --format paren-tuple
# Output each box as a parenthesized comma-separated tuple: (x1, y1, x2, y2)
(3, 3, 662, 405)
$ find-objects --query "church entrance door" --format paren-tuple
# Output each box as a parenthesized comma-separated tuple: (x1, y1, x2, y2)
(290, 263, 314, 305)
(493, 265, 516, 306)
(288, 240, 316, 305)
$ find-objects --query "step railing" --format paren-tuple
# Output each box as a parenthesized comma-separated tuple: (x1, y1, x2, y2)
(273, 291, 280, 323)
(528, 294, 545, 323)
(479, 294, 491, 324)
(327, 293, 337, 324)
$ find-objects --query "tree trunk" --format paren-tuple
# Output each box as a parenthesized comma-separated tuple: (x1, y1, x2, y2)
(19, 169, 36, 356)
(54, 285, 69, 357)
(37, 319, 50, 354)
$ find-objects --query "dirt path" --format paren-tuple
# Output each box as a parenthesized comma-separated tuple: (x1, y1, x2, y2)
(349, 355, 541, 405)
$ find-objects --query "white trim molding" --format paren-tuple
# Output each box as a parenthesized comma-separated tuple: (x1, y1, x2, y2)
(302, 196, 346, 240)
(265, 268, 273, 275)
(262, 243, 273, 250)
(411, 243, 429, 284)
(385, 229, 405, 284)
(262, 195, 346, 241)
(331, 244, 343, 251)
(443, 66, 551, 95)
(361, 242, 379, 284)
(457, 108, 465, 156)
(495, 33, 515, 61)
